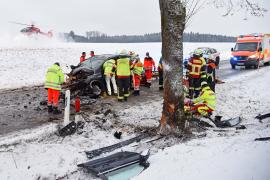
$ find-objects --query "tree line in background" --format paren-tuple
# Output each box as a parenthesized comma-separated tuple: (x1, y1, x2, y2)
(61, 30, 236, 43)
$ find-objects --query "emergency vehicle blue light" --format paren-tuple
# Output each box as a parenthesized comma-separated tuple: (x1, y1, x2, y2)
(233, 57, 237, 61)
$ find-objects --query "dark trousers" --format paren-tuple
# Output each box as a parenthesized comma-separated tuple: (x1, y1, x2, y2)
(188, 77, 201, 98)
(117, 77, 130, 100)
(207, 77, 215, 92)
(158, 71, 163, 89)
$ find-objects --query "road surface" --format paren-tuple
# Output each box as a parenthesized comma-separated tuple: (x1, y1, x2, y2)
(0, 60, 267, 135)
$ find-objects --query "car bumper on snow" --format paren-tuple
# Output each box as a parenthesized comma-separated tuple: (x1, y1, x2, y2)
(230, 57, 257, 66)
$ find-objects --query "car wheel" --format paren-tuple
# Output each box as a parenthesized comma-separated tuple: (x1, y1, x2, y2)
(231, 64, 236, 69)
(264, 61, 270, 66)
(254, 60, 259, 69)
(91, 83, 102, 96)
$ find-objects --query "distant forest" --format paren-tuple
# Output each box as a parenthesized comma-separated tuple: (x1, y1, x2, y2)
(61, 31, 236, 43)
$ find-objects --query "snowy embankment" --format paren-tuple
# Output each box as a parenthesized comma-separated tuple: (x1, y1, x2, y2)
(135, 66, 270, 180)
(0, 65, 269, 180)
(2, 41, 268, 180)
(0, 40, 233, 89)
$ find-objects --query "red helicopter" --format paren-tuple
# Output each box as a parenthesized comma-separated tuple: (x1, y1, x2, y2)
(10, 22, 53, 38)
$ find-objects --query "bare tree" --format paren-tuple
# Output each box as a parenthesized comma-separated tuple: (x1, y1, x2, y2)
(159, 0, 267, 133)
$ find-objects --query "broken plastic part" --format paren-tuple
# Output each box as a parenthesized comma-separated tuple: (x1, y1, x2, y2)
(78, 151, 150, 180)
(58, 121, 77, 137)
(85, 134, 148, 159)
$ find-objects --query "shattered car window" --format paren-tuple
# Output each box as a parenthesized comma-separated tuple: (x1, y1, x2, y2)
(91, 59, 105, 70)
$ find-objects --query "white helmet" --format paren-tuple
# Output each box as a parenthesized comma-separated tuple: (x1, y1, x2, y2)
(119, 49, 128, 55)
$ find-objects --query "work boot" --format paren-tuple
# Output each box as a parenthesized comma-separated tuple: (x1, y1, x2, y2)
(48, 105, 53, 113)
(53, 107, 62, 115)
(132, 90, 138, 96)
(159, 86, 164, 91)
(124, 97, 128, 102)
(118, 99, 123, 102)
(137, 90, 140, 96)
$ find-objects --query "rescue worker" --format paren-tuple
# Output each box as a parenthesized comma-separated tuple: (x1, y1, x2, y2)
(190, 81, 216, 117)
(103, 59, 117, 96)
(90, 51, 95, 57)
(187, 49, 206, 98)
(143, 52, 155, 88)
(206, 55, 216, 92)
(158, 56, 163, 90)
(80, 52, 86, 63)
(129, 51, 136, 60)
(116, 49, 131, 102)
(131, 55, 143, 96)
(44, 62, 64, 114)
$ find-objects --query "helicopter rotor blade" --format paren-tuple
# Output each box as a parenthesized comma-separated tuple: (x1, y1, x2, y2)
(9, 21, 32, 26)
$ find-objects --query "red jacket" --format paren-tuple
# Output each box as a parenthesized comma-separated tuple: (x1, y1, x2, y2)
(80, 56, 86, 63)
(144, 57, 155, 70)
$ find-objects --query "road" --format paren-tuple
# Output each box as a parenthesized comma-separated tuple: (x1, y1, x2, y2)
(217, 59, 257, 80)
(0, 60, 267, 135)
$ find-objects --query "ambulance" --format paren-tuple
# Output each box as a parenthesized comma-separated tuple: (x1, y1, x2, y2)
(230, 33, 270, 69)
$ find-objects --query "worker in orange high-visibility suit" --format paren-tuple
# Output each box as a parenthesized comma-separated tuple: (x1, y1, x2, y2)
(80, 52, 86, 63)
(45, 62, 65, 114)
(131, 55, 144, 96)
(143, 52, 155, 88)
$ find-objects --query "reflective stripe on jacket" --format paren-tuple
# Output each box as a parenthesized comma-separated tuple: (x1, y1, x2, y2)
(103, 59, 116, 76)
(44, 64, 64, 90)
(188, 57, 206, 78)
(207, 62, 216, 81)
(131, 60, 143, 75)
(116, 57, 131, 78)
(193, 86, 216, 110)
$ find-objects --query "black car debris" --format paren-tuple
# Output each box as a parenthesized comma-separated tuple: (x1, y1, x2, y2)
(65, 54, 131, 97)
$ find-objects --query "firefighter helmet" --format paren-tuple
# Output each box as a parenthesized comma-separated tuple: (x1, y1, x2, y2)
(119, 49, 128, 55)
(193, 49, 203, 56)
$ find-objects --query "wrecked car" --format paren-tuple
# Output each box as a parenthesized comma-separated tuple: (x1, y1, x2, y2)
(65, 54, 131, 97)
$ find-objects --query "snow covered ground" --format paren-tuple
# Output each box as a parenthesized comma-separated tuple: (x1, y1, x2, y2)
(0, 38, 233, 89)
(136, 66, 270, 180)
(0, 41, 269, 180)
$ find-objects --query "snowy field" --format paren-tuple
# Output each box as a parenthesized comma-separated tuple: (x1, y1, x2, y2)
(136, 66, 270, 180)
(0, 39, 269, 180)
(0, 37, 233, 89)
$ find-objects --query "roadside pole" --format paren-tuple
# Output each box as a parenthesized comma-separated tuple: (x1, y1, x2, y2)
(64, 90, 70, 126)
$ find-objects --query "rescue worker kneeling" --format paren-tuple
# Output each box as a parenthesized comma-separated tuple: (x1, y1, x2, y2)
(44, 62, 65, 114)
(188, 81, 216, 117)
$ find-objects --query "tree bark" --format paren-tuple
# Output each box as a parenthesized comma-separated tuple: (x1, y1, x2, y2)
(159, 0, 187, 131)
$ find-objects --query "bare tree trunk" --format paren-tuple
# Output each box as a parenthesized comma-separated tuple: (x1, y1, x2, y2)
(159, 0, 187, 131)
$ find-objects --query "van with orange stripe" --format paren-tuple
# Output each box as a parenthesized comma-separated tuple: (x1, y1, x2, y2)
(230, 33, 270, 69)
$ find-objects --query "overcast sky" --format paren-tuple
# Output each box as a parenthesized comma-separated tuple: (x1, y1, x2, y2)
(0, 0, 269, 37)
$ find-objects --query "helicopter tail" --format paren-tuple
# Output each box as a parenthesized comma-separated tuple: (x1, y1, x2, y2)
(47, 31, 53, 38)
